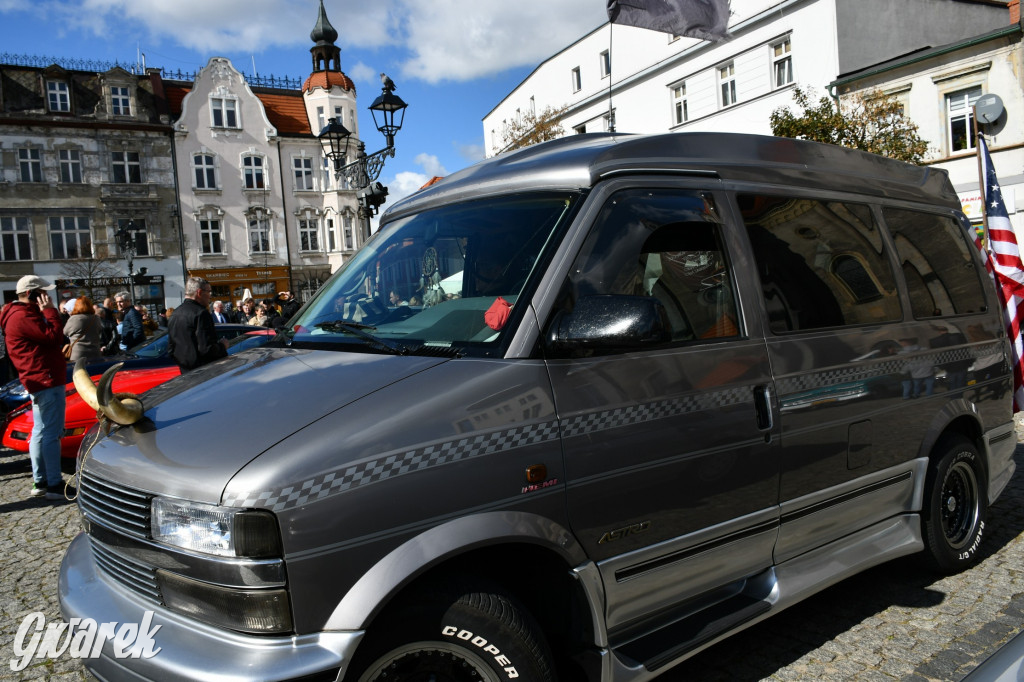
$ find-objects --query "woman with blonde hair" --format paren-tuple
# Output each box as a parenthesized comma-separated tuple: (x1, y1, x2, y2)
(63, 296, 103, 362)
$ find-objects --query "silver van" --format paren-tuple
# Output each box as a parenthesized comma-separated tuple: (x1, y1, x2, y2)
(60, 132, 1017, 682)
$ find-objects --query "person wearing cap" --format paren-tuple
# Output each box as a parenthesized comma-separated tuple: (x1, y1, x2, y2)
(0, 275, 71, 500)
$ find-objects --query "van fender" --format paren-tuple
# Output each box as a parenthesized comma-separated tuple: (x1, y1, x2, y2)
(323, 511, 592, 631)
(917, 397, 984, 463)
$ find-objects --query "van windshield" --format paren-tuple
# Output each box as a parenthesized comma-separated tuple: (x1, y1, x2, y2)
(290, 192, 578, 355)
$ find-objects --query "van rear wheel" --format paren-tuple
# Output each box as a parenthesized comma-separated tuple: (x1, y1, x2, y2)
(353, 584, 556, 682)
(921, 436, 987, 574)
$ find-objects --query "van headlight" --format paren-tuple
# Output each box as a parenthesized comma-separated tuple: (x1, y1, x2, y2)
(151, 498, 282, 558)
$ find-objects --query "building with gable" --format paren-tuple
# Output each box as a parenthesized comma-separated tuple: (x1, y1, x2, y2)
(0, 59, 181, 309)
(169, 0, 366, 307)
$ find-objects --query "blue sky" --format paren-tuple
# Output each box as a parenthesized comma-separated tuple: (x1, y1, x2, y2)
(0, 0, 608, 204)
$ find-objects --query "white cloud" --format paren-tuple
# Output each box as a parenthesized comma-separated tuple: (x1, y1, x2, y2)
(413, 153, 448, 179)
(396, 0, 606, 83)
(457, 142, 485, 164)
(29, 0, 606, 84)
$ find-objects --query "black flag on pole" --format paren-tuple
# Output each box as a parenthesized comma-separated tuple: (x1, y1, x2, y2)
(607, 0, 730, 41)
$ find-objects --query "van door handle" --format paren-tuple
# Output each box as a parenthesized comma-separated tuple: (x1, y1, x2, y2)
(753, 385, 773, 432)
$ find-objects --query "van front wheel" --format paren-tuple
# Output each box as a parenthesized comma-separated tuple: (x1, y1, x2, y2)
(354, 586, 556, 682)
(921, 436, 987, 574)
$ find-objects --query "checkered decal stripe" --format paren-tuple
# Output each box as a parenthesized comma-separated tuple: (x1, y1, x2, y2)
(775, 341, 1003, 395)
(223, 421, 561, 512)
(561, 386, 750, 438)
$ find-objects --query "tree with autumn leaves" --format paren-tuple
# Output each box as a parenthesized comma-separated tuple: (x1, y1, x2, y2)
(771, 86, 929, 164)
(493, 105, 569, 155)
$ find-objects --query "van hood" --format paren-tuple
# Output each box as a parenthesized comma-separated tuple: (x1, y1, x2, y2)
(78, 348, 448, 503)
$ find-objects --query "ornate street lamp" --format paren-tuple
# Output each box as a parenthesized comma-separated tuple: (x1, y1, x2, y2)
(115, 220, 138, 303)
(318, 75, 408, 237)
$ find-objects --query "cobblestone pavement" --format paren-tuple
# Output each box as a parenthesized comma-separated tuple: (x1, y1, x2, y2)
(1, 434, 1022, 681)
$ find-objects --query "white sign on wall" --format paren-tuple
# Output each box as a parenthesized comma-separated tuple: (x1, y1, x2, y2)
(960, 186, 1017, 220)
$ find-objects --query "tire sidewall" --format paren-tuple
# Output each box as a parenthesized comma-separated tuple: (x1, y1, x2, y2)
(353, 589, 553, 682)
(923, 440, 987, 573)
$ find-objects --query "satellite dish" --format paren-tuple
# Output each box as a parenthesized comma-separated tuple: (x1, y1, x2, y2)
(975, 93, 1004, 125)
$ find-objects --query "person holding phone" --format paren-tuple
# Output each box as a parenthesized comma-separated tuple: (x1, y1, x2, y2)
(0, 275, 70, 500)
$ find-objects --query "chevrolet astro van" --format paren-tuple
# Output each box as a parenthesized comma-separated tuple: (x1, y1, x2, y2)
(60, 132, 1017, 681)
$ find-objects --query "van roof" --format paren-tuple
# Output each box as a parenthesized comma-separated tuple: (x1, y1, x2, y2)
(384, 132, 960, 221)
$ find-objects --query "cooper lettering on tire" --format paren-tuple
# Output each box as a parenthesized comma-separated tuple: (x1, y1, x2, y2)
(353, 581, 555, 682)
(921, 435, 988, 575)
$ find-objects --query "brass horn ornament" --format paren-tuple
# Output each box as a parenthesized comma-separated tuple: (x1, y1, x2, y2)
(73, 359, 144, 425)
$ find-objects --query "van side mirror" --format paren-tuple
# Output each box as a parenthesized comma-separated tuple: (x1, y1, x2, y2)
(547, 295, 671, 352)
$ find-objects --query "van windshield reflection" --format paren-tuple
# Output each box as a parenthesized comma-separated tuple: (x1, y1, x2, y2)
(291, 192, 577, 355)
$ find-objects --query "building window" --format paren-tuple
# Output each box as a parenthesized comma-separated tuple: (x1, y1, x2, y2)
(344, 215, 354, 249)
(0, 217, 32, 261)
(571, 66, 582, 93)
(58, 149, 82, 183)
(199, 217, 223, 254)
(772, 38, 793, 88)
(193, 153, 217, 189)
(117, 218, 149, 257)
(672, 82, 688, 125)
(110, 86, 131, 116)
(211, 97, 238, 128)
(316, 106, 326, 133)
(326, 218, 337, 251)
(48, 216, 91, 259)
(47, 81, 70, 112)
(574, 123, 587, 135)
(947, 87, 982, 153)
(600, 50, 611, 79)
(248, 214, 271, 253)
(719, 63, 737, 107)
(243, 155, 265, 189)
(321, 157, 333, 191)
(111, 151, 142, 183)
(299, 218, 320, 251)
(18, 149, 43, 183)
(293, 157, 314, 191)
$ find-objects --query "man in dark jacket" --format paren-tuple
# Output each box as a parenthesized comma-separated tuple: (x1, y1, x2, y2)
(167, 276, 228, 371)
(274, 291, 301, 322)
(114, 290, 145, 350)
(0, 275, 69, 499)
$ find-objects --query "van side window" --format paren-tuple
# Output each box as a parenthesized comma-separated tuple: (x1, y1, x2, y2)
(566, 188, 740, 343)
(738, 194, 901, 333)
(882, 208, 987, 318)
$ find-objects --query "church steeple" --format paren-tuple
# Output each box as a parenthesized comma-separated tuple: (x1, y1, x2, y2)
(310, 0, 341, 73)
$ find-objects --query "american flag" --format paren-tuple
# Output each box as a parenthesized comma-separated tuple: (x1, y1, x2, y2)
(977, 134, 1024, 412)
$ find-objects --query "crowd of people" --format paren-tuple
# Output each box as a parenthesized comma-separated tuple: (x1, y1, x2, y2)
(0, 275, 305, 501)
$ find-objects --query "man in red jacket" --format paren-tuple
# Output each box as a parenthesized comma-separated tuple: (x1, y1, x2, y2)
(0, 275, 70, 500)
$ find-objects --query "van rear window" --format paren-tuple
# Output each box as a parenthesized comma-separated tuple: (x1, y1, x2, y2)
(739, 194, 901, 333)
(882, 208, 987, 318)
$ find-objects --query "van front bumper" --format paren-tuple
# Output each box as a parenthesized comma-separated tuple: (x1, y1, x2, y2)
(59, 532, 362, 681)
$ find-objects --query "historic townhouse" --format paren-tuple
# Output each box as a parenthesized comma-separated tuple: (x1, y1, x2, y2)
(168, 2, 364, 306)
(0, 61, 180, 309)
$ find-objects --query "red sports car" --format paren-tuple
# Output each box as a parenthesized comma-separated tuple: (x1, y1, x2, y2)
(3, 365, 181, 460)
(2, 330, 276, 461)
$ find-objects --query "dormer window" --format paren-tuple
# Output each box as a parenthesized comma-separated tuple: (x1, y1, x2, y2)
(47, 81, 70, 112)
(110, 86, 132, 116)
(211, 97, 239, 128)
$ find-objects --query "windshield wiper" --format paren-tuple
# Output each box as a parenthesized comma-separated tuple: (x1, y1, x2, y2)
(314, 320, 407, 355)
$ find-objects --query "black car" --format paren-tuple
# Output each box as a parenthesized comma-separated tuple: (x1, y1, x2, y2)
(0, 324, 266, 414)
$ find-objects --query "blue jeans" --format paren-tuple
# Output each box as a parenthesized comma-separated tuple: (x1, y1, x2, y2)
(29, 384, 66, 488)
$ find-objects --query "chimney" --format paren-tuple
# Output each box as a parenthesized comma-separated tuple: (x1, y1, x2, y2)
(1012, 0, 1021, 25)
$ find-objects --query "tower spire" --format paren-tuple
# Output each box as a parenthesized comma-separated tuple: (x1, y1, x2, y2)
(310, 0, 341, 72)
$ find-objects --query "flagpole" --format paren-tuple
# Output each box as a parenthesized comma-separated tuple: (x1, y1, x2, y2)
(607, 22, 616, 133)
(973, 106, 991, 254)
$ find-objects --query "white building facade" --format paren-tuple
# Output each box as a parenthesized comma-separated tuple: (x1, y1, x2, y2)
(484, 0, 1011, 159)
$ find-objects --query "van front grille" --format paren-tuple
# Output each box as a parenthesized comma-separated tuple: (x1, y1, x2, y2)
(79, 471, 152, 540)
(90, 539, 163, 604)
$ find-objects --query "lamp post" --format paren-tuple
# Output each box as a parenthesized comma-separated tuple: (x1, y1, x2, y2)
(318, 75, 408, 240)
(115, 220, 138, 303)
